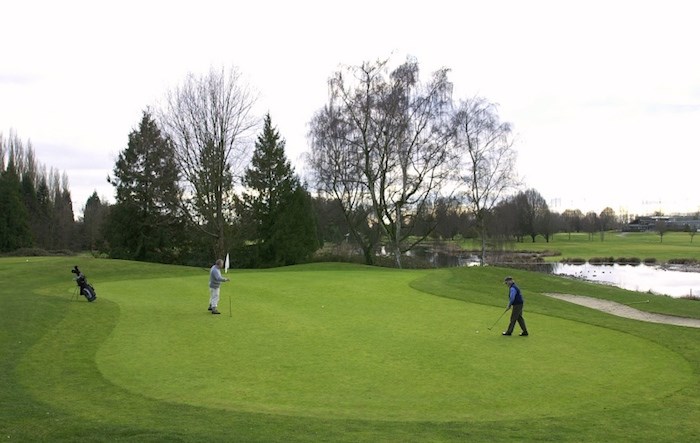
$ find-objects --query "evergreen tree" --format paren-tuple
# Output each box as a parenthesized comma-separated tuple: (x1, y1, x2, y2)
(107, 111, 184, 263)
(311, 196, 347, 244)
(0, 160, 32, 251)
(34, 175, 53, 248)
(237, 114, 318, 266)
(20, 173, 39, 246)
(82, 192, 108, 251)
(1, 132, 78, 252)
(270, 186, 319, 265)
(53, 180, 75, 250)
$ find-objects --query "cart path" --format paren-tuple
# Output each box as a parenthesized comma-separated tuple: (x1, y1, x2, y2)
(543, 293, 700, 328)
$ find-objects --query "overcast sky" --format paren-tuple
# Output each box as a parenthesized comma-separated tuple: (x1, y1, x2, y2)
(2, 0, 699, 217)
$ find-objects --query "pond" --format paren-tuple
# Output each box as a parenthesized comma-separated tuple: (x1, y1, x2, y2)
(398, 247, 700, 298)
(551, 263, 700, 298)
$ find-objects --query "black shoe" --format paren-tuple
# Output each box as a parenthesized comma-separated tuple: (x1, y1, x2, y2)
(208, 305, 212, 311)
(520, 332, 529, 336)
(211, 308, 220, 315)
(502, 332, 511, 336)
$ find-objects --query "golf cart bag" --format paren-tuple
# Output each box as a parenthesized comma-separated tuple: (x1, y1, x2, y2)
(72, 265, 97, 302)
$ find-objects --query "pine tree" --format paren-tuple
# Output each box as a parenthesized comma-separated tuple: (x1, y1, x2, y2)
(237, 114, 318, 266)
(53, 179, 75, 250)
(82, 192, 108, 251)
(107, 111, 184, 262)
(270, 186, 319, 265)
(34, 176, 53, 248)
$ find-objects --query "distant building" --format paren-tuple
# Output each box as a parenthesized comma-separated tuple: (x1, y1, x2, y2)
(624, 215, 700, 232)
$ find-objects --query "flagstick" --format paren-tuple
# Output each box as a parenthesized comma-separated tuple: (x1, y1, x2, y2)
(225, 252, 231, 316)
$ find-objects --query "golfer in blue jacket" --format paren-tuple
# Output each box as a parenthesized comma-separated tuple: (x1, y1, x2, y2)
(503, 276, 529, 336)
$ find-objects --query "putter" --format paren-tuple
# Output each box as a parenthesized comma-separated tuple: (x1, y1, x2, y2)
(487, 308, 508, 330)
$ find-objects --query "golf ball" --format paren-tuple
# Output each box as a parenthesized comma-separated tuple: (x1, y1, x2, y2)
(476, 330, 479, 333)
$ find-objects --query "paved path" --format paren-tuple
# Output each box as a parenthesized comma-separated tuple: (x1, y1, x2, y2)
(543, 293, 700, 329)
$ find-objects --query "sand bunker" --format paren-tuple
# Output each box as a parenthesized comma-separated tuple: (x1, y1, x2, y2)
(543, 293, 700, 329)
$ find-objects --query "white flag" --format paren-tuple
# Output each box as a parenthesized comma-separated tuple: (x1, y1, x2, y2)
(224, 253, 230, 273)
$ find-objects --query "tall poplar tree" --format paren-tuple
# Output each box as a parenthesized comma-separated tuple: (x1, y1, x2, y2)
(0, 159, 32, 251)
(52, 175, 75, 250)
(1, 131, 77, 251)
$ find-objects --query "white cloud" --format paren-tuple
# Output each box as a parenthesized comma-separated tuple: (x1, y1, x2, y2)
(2, 0, 699, 216)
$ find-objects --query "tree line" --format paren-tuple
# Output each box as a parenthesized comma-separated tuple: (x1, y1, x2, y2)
(0, 57, 647, 267)
(0, 131, 76, 252)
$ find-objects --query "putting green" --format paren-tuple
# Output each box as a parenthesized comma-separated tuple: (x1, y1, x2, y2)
(22, 265, 693, 423)
(87, 268, 691, 422)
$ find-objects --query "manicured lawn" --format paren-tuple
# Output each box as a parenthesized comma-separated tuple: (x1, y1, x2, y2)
(2, 257, 699, 441)
(463, 231, 700, 262)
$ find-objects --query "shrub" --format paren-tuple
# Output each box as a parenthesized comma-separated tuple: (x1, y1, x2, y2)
(679, 294, 700, 301)
(589, 257, 615, 265)
(3, 248, 75, 257)
(616, 257, 641, 265)
(668, 258, 698, 265)
(560, 257, 586, 264)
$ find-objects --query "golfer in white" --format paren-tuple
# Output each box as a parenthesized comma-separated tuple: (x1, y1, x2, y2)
(208, 259, 229, 315)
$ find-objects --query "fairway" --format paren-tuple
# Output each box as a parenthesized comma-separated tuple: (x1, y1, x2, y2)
(20, 264, 692, 423)
(5, 258, 700, 441)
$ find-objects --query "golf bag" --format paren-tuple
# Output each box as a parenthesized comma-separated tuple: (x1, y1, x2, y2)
(71, 265, 97, 302)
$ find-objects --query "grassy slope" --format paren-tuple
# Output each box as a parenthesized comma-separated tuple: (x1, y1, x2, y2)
(2, 257, 699, 442)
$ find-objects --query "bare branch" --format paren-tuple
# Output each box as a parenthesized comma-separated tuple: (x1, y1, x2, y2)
(159, 66, 258, 256)
(454, 97, 520, 264)
(308, 56, 456, 267)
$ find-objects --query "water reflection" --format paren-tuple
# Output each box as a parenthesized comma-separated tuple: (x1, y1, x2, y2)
(396, 246, 700, 298)
(551, 263, 700, 298)
(402, 247, 481, 267)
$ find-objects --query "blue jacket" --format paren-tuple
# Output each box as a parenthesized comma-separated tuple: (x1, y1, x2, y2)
(508, 283, 524, 307)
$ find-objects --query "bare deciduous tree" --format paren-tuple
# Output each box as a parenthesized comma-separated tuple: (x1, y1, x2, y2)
(454, 97, 519, 265)
(159, 66, 257, 257)
(656, 219, 668, 243)
(522, 188, 550, 242)
(561, 208, 583, 239)
(308, 57, 455, 267)
(599, 207, 617, 241)
(308, 98, 379, 264)
(582, 211, 599, 240)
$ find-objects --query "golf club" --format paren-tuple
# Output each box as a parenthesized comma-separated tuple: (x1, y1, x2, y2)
(229, 293, 232, 317)
(487, 308, 509, 330)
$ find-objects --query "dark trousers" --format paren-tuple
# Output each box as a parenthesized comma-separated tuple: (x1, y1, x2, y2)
(506, 303, 527, 334)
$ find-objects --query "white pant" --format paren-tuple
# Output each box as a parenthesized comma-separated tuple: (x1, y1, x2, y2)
(209, 287, 220, 308)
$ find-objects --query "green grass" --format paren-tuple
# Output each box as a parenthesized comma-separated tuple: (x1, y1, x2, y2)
(465, 231, 700, 262)
(2, 257, 700, 441)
